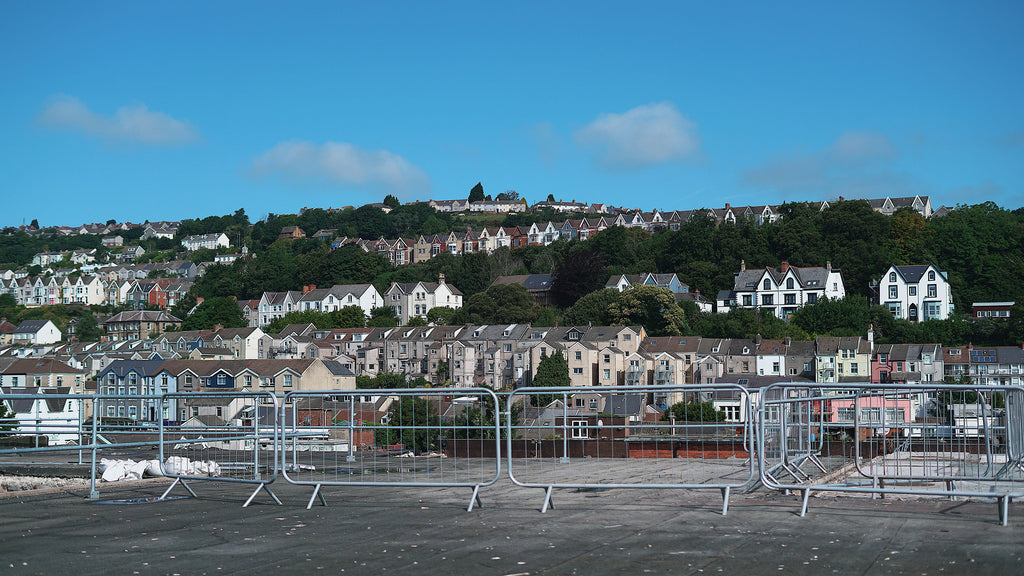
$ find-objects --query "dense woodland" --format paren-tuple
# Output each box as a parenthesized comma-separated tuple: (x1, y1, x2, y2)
(3, 200, 1023, 346)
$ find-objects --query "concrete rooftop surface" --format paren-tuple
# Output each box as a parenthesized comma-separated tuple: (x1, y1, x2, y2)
(1, 474, 1023, 576)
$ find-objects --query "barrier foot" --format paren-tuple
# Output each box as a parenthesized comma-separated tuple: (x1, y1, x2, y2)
(467, 485, 483, 512)
(242, 483, 282, 508)
(999, 496, 1010, 527)
(541, 486, 554, 513)
(306, 484, 326, 510)
(800, 488, 811, 517)
(159, 478, 197, 501)
(720, 487, 730, 516)
(808, 455, 827, 474)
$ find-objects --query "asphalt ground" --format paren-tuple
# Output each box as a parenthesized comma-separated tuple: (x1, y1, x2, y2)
(2, 471, 1023, 576)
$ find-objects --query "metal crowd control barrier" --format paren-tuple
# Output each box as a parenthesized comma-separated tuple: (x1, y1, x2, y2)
(280, 388, 502, 510)
(758, 383, 1024, 525)
(0, 392, 97, 494)
(757, 385, 827, 490)
(158, 391, 280, 507)
(505, 385, 755, 514)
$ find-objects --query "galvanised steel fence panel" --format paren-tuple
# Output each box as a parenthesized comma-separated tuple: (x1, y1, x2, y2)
(280, 388, 502, 510)
(158, 391, 281, 507)
(505, 385, 755, 514)
(757, 383, 1024, 525)
(0, 393, 181, 499)
(999, 388, 1024, 479)
(756, 385, 828, 489)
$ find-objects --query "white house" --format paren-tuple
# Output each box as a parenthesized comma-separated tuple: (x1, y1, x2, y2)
(296, 284, 383, 319)
(384, 275, 464, 325)
(0, 387, 83, 444)
(11, 320, 62, 345)
(878, 264, 954, 322)
(181, 233, 230, 252)
(722, 260, 845, 318)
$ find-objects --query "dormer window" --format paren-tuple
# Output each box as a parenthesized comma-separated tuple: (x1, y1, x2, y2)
(890, 272, 897, 282)
(928, 271, 935, 281)
(763, 279, 771, 290)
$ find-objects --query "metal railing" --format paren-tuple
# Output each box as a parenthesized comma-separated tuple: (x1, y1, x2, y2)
(3, 382, 1023, 525)
(158, 391, 280, 507)
(280, 388, 502, 510)
(757, 383, 1024, 525)
(505, 385, 755, 514)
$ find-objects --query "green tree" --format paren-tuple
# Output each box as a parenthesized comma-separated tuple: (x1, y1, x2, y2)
(532, 350, 571, 406)
(562, 288, 621, 326)
(356, 372, 411, 389)
(791, 295, 872, 336)
(607, 285, 688, 336)
(333, 305, 367, 328)
(435, 360, 450, 386)
(496, 190, 519, 201)
(73, 312, 102, 342)
(367, 306, 399, 327)
(181, 296, 248, 331)
(550, 248, 606, 308)
(468, 182, 485, 203)
(406, 316, 428, 326)
(462, 283, 537, 324)
(375, 396, 440, 453)
(426, 306, 457, 325)
(664, 401, 725, 422)
(383, 194, 401, 208)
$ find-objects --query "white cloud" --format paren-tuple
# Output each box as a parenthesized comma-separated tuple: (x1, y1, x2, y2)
(252, 140, 430, 195)
(741, 131, 912, 197)
(38, 95, 200, 145)
(574, 102, 701, 168)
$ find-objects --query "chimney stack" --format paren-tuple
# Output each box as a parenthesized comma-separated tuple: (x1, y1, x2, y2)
(740, 259, 746, 272)
(826, 260, 832, 271)
(780, 261, 789, 274)
(438, 273, 445, 284)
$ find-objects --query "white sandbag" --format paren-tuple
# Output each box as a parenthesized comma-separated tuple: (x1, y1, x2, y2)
(99, 459, 127, 482)
(163, 456, 190, 476)
(144, 459, 165, 477)
(126, 459, 149, 481)
(192, 460, 221, 477)
(163, 456, 221, 477)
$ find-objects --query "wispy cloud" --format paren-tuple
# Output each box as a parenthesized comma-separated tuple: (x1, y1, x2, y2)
(252, 140, 430, 195)
(574, 102, 701, 169)
(38, 95, 200, 145)
(741, 131, 914, 198)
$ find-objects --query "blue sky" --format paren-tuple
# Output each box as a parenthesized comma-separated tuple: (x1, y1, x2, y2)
(2, 1, 1022, 228)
